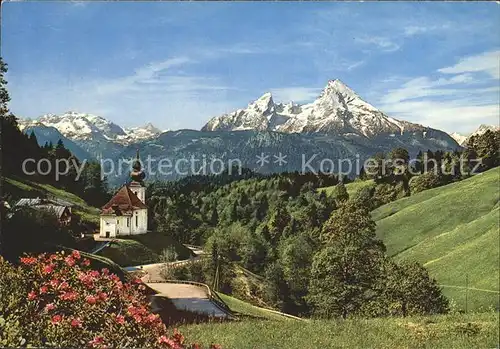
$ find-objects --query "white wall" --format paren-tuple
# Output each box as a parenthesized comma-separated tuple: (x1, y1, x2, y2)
(130, 209, 148, 234)
(100, 214, 139, 237)
(100, 216, 117, 238)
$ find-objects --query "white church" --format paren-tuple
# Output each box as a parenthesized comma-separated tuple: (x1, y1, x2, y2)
(99, 151, 149, 238)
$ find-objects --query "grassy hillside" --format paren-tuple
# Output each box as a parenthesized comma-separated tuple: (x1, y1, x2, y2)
(373, 168, 499, 311)
(180, 312, 498, 349)
(97, 232, 195, 267)
(4, 176, 100, 226)
(216, 292, 296, 321)
(319, 179, 375, 198)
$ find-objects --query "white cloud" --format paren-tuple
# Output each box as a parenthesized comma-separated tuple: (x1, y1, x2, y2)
(438, 50, 500, 79)
(346, 60, 365, 71)
(8, 55, 242, 130)
(375, 51, 500, 133)
(380, 74, 475, 105)
(381, 100, 499, 134)
(403, 24, 450, 37)
(355, 36, 400, 53)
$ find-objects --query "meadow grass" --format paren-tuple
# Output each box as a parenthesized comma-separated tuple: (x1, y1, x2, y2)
(180, 312, 499, 349)
(216, 292, 295, 321)
(372, 168, 499, 311)
(318, 179, 376, 199)
(97, 232, 194, 266)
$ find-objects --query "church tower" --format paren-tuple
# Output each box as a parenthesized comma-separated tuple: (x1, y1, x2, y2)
(98, 149, 148, 238)
(129, 149, 146, 204)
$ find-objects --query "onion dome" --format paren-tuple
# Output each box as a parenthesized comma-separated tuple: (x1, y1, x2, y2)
(130, 149, 146, 183)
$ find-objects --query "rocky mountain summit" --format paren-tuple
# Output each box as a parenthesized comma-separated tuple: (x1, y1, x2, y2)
(202, 79, 433, 139)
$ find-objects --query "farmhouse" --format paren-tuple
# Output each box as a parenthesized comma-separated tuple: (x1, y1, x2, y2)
(99, 151, 148, 238)
(14, 197, 73, 226)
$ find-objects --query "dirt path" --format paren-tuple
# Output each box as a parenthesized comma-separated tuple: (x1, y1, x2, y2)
(439, 285, 500, 294)
(147, 282, 229, 318)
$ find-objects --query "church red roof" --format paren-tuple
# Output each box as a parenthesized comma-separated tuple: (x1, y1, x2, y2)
(101, 185, 147, 215)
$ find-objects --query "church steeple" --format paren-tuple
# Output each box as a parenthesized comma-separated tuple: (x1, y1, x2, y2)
(130, 149, 146, 184)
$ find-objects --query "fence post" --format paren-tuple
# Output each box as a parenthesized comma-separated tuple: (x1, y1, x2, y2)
(465, 274, 468, 314)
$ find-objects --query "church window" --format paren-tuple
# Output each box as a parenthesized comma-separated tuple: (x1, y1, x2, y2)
(127, 217, 130, 227)
(136, 214, 138, 227)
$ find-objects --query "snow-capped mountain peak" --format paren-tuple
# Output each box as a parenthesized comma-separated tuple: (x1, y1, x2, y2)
(474, 124, 500, 136)
(35, 111, 127, 141)
(120, 123, 163, 143)
(449, 132, 468, 146)
(18, 112, 162, 145)
(322, 79, 359, 100)
(250, 92, 275, 115)
(449, 124, 499, 146)
(202, 80, 425, 138)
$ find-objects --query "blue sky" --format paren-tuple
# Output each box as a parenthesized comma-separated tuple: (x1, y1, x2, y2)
(2, 1, 499, 134)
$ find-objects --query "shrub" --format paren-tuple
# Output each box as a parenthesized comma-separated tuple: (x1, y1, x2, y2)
(409, 172, 443, 194)
(0, 252, 220, 348)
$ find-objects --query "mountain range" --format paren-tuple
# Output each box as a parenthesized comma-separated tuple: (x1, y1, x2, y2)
(203, 80, 429, 139)
(18, 79, 478, 185)
(450, 124, 500, 146)
(19, 111, 164, 145)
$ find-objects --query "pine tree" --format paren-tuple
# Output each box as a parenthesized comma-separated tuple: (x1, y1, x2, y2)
(268, 202, 290, 244)
(209, 206, 219, 226)
(335, 181, 349, 204)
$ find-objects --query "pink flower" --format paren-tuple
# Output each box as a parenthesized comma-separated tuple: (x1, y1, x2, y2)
(101, 268, 109, 275)
(20, 257, 37, 265)
(133, 278, 143, 284)
(147, 314, 159, 323)
(133, 314, 142, 323)
(98, 292, 108, 302)
(50, 279, 60, 288)
(59, 291, 78, 301)
(158, 336, 179, 347)
(89, 270, 100, 278)
(45, 303, 56, 311)
(64, 256, 75, 267)
(39, 286, 48, 294)
(127, 306, 137, 315)
(86, 295, 98, 305)
(88, 336, 104, 348)
(59, 281, 69, 290)
(71, 318, 82, 328)
(78, 272, 96, 288)
(27, 291, 37, 301)
(42, 263, 55, 275)
(82, 258, 91, 266)
(49, 253, 59, 261)
(115, 315, 125, 325)
(172, 328, 185, 344)
(51, 314, 62, 324)
(71, 250, 81, 260)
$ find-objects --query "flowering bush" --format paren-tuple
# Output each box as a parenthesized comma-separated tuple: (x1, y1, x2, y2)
(0, 251, 220, 348)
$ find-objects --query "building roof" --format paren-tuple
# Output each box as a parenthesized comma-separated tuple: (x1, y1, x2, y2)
(15, 197, 74, 207)
(13, 198, 70, 219)
(16, 198, 44, 206)
(101, 185, 147, 215)
(35, 205, 69, 219)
